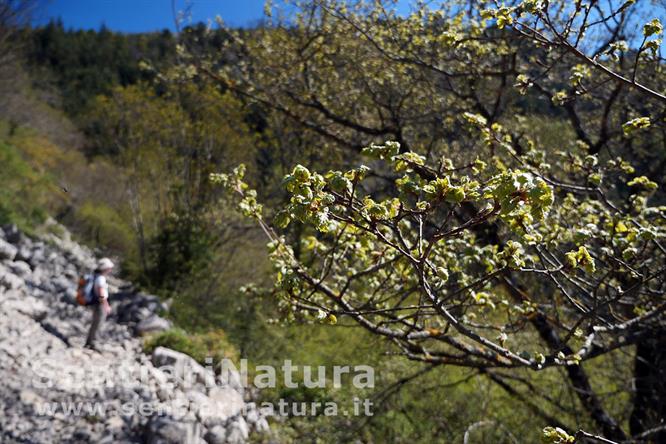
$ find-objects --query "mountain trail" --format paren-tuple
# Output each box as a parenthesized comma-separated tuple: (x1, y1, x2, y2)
(0, 220, 270, 444)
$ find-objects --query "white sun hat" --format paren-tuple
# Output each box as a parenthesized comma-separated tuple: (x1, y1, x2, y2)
(97, 257, 115, 271)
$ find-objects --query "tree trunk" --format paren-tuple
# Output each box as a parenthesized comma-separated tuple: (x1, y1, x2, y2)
(529, 312, 627, 442)
(630, 330, 666, 442)
(501, 275, 627, 441)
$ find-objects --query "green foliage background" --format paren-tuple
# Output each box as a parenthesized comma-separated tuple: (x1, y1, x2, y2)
(1, 3, 664, 441)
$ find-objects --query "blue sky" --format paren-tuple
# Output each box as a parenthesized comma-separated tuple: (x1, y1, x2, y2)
(33, 0, 270, 32)
(33, 0, 418, 33)
(33, 0, 663, 38)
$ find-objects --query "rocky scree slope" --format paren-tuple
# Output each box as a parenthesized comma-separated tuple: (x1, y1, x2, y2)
(0, 222, 270, 444)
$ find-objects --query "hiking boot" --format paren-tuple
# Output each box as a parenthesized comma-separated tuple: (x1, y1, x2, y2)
(84, 343, 100, 353)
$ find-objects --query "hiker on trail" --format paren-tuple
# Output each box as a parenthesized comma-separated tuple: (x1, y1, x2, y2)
(84, 257, 114, 351)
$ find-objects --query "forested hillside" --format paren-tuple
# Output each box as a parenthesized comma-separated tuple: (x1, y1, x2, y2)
(1, 0, 665, 442)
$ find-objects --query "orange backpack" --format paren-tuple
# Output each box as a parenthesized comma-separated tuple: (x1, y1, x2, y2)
(76, 275, 97, 305)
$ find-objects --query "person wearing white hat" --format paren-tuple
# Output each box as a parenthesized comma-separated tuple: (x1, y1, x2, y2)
(84, 257, 114, 351)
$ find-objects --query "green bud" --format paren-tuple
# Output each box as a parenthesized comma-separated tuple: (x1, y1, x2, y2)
(293, 164, 311, 182)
